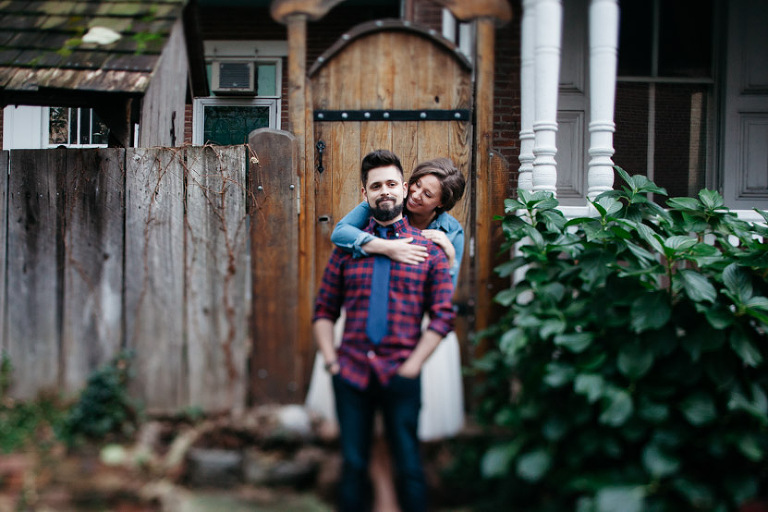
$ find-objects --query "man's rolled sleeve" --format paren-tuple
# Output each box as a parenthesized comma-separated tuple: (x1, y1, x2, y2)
(313, 250, 344, 323)
(425, 249, 456, 336)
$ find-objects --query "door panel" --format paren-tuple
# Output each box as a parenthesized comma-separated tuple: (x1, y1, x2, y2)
(722, 0, 768, 209)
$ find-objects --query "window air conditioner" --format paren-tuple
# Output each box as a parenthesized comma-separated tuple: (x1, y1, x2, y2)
(211, 61, 255, 94)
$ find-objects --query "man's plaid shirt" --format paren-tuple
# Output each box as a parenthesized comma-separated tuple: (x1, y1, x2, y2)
(313, 216, 456, 389)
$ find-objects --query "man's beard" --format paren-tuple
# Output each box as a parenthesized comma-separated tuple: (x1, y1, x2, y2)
(370, 196, 404, 222)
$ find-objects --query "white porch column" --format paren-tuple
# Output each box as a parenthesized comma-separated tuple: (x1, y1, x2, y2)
(587, 0, 620, 199)
(531, 0, 563, 195)
(518, 0, 536, 192)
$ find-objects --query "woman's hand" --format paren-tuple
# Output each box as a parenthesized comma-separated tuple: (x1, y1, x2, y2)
(362, 237, 428, 265)
(421, 229, 455, 267)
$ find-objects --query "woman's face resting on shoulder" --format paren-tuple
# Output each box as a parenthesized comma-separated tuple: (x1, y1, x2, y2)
(406, 174, 443, 217)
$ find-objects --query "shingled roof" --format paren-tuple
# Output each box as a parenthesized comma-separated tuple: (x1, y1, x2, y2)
(0, 0, 205, 103)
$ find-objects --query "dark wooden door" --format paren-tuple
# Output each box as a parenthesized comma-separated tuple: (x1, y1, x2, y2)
(309, 20, 474, 363)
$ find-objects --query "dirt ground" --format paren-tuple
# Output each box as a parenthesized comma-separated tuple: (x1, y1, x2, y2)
(0, 408, 480, 512)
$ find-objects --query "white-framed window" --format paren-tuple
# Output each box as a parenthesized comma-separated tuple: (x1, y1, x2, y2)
(2, 105, 110, 149)
(193, 41, 285, 145)
(193, 97, 277, 146)
(614, 0, 715, 199)
(47, 107, 110, 148)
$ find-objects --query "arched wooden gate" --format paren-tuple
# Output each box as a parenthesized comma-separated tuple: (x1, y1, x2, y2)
(261, 0, 511, 405)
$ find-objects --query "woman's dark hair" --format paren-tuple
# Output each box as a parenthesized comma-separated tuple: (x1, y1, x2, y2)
(408, 158, 466, 215)
(360, 149, 404, 185)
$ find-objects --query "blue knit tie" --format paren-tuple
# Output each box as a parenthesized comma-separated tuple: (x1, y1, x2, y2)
(366, 226, 391, 344)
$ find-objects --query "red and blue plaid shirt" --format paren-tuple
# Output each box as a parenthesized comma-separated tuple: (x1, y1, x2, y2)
(313, 216, 455, 389)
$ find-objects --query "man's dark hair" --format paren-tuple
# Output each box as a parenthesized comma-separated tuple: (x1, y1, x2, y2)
(360, 149, 404, 186)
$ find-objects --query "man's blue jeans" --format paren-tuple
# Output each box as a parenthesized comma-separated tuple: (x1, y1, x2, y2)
(332, 372, 426, 512)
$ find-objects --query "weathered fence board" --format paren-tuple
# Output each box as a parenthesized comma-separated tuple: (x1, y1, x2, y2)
(7, 149, 65, 398)
(61, 149, 125, 393)
(125, 147, 186, 412)
(185, 145, 250, 413)
(249, 129, 300, 403)
(0, 152, 7, 355)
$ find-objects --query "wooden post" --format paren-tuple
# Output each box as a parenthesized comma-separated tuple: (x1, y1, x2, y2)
(249, 129, 300, 403)
(286, 13, 316, 399)
(473, 18, 496, 342)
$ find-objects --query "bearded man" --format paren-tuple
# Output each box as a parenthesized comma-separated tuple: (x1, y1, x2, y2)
(312, 149, 455, 512)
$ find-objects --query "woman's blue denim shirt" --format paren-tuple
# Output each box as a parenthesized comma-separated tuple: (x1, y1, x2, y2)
(330, 201, 465, 289)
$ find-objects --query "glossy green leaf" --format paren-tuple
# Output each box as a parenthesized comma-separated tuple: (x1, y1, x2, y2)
(596, 486, 646, 512)
(672, 477, 715, 507)
(600, 389, 633, 427)
(698, 189, 725, 210)
(746, 296, 768, 311)
(504, 197, 526, 212)
(730, 329, 763, 367)
(617, 343, 654, 379)
(666, 197, 702, 211)
(540, 318, 567, 339)
(516, 449, 551, 482)
(500, 327, 528, 360)
(723, 264, 752, 304)
(554, 332, 595, 353)
(736, 434, 764, 462)
(595, 196, 623, 217)
(575, 373, 605, 403)
(642, 443, 680, 477)
(728, 383, 768, 425)
(494, 288, 517, 307)
(664, 235, 698, 253)
(544, 362, 575, 387)
(494, 257, 528, 278)
(680, 393, 717, 426)
(481, 440, 524, 478)
(630, 292, 671, 332)
(678, 269, 717, 303)
(637, 399, 669, 423)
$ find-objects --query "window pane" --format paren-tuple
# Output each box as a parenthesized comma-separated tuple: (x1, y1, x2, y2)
(658, 0, 712, 78)
(617, 0, 653, 76)
(203, 105, 270, 146)
(49, 107, 70, 145)
(614, 83, 649, 176)
(80, 109, 91, 145)
(654, 84, 708, 198)
(256, 63, 277, 96)
(91, 110, 110, 145)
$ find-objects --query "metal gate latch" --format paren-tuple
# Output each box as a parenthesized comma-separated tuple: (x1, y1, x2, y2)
(316, 140, 326, 173)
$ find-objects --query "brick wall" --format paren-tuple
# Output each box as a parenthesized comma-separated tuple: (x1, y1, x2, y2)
(493, 0, 522, 195)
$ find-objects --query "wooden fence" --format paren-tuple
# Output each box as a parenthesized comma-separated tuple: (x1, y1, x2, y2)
(0, 145, 252, 413)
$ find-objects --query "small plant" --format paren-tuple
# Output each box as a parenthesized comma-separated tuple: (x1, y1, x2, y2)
(474, 167, 768, 511)
(58, 351, 142, 447)
(0, 351, 12, 400)
(0, 354, 66, 454)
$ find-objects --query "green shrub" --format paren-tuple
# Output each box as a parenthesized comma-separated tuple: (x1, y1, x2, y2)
(474, 168, 768, 511)
(0, 352, 67, 454)
(58, 351, 142, 447)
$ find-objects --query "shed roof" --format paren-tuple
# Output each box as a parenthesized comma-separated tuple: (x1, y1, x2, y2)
(0, 0, 205, 103)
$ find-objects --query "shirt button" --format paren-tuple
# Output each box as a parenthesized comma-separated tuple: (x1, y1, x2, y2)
(367, 350, 376, 359)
